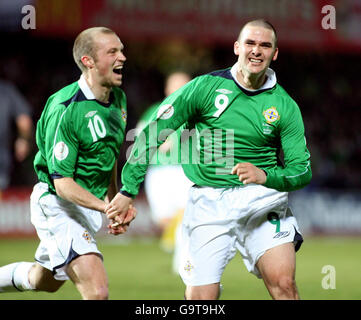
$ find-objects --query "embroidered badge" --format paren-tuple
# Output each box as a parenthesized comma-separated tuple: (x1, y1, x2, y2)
(184, 260, 194, 273)
(82, 230, 92, 243)
(263, 107, 280, 123)
(54, 141, 69, 161)
(121, 109, 127, 122)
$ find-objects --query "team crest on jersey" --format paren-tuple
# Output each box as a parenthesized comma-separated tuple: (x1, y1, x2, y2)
(54, 141, 69, 161)
(121, 109, 127, 122)
(157, 104, 174, 120)
(263, 107, 280, 123)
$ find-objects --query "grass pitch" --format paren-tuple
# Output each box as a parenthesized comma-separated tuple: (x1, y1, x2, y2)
(0, 236, 360, 300)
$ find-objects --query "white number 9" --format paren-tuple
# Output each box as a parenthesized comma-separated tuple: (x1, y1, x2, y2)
(212, 94, 229, 118)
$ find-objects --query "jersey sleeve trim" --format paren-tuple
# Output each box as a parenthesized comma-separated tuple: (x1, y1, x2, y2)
(50, 172, 65, 179)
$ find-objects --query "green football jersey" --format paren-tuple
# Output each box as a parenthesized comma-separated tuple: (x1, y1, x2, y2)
(137, 101, 183, 165)
(34, 77, 127, 199)
(121, 67, 311, 196)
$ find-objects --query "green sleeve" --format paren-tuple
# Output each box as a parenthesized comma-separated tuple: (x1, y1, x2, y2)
(47, 106, 79, 178)
(263, 99, 312, 191)
(121, 78, 201, 196)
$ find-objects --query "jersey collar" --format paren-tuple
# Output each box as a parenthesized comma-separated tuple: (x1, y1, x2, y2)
(78, 75, 114, 107)
(230, 63, 277, 93)
(78, 74, 96, 100)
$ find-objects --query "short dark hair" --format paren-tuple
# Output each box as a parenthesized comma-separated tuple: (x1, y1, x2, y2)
(238, 19, 278, 48)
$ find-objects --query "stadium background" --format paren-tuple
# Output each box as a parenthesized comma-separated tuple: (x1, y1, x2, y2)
(0, 0, 360, 300)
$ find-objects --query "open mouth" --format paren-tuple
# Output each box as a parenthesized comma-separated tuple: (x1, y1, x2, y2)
(113, 66, 123, 75)
(249, 58, 263, 64)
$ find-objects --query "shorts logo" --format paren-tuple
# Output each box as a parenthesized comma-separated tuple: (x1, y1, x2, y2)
(54, 141, 69, 161)
(157, 104, 174, 120)
(263, 107, 280, 123)
(184, 260, 194, 273)
(273, 231, 290, 239)
(82, 230, 92, 243)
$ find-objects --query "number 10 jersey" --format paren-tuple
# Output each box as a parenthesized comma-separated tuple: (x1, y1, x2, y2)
(34, 77, 127, 199)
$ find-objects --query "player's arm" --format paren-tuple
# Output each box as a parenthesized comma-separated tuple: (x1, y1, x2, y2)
(10, 82, 34, 162)
(104, 161, 118, 204)
(15, 114, 33, 162)
(262, 101, 312, 192)
(106, 78, 201, 221)
(46, 105, 107, 212)
(103, 161, 131, 233)
(54, 177, 106, 212)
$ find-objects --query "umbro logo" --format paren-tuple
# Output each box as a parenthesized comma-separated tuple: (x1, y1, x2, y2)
(216, 88, 232, 94)
(273, 231, 290, 239)
(85, 110, 97, 118)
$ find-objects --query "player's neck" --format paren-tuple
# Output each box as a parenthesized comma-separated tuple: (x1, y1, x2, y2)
(236, 68, 266, 90)
(83, 73, 111, 103)
(93, 87, 111, 103)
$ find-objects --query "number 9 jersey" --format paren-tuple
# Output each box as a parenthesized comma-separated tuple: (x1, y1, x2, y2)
(121, 66, 311, 196)
(34, 75, 127, 199)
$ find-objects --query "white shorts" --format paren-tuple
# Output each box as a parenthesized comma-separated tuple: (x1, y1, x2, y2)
(30, 182, 103, 280)
(145, 165, 193, 222)
(179, 184, 303, 286)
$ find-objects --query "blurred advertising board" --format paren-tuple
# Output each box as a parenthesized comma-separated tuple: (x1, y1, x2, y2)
(26, 0, 361, 50)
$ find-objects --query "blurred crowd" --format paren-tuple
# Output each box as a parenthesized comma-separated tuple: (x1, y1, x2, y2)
(1, 31, 360, 191)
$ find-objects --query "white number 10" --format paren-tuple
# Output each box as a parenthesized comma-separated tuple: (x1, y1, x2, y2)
(212, 94, 229, 118)
(87, 115, 106, 142)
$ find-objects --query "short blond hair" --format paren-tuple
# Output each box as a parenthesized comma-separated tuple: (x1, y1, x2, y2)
(73, 27, 116, 72)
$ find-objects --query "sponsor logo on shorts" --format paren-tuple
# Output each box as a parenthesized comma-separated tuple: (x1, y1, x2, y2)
(157, 104, 174, 120)
(82, 230, 92, 243)
(273, 231, 290, 239)
(54, 141, 69, 161)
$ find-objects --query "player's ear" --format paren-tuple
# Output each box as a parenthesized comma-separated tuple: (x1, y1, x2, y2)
(234, 41, 240, 56)
(272, 47, 279, 61)
(81, 55, 95, 70)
